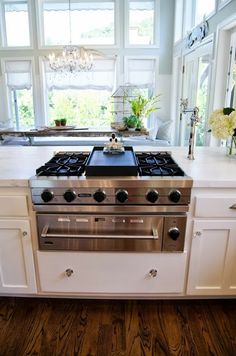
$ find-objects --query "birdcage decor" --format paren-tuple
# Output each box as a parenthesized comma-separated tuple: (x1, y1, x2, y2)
(110, 85, 139, 124)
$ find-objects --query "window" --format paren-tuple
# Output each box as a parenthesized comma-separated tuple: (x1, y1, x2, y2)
(125, 57, 156, 89)
(0, 0, 161, 131)
(4, 60, 34, 129)
(41, 0, 115, 46)
(194, 0, 216, 25)
(1, 0, 30, 47)
(174, 0, 183, 43)
(127, 0, 156, 46)
(44, 58, 116, 126)
(225, 31, 236, 108)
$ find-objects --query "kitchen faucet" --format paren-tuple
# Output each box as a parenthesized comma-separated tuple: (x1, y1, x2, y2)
(180, 99, 200, 160)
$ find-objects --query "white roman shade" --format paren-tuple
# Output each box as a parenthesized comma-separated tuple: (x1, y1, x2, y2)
(45, 58, 116, 91)
(126, 58, 156, 88)
(5, 60, 32, 90)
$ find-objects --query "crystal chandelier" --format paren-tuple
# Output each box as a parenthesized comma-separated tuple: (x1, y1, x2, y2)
(48, 0, 94, 73)
(48, 46, 94, 73)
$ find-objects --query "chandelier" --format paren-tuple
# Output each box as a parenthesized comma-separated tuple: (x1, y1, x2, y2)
(48, 0, 94, 73)
(48, 46, 94, 73)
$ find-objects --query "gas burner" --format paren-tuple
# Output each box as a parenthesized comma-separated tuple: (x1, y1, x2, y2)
(36, 152, 89, 176)
(136, 152, 185, 177)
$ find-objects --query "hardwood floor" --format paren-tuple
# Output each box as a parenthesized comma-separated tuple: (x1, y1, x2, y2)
(0, 297, 235, 356)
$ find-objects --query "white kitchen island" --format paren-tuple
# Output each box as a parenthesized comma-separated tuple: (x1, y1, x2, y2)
(0, 145, 235, 298)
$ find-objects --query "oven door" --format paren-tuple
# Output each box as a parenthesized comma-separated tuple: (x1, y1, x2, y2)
(37, 214, 164, 252)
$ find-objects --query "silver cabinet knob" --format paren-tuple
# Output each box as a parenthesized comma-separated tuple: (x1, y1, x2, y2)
(149, 269, 158, 278)
(193, 231, 202, 238)
(65, 268, 74, 277)
(22, 231, 27, 237)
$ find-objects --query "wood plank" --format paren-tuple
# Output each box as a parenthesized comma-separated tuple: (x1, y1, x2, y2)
(0, 298, 235, 356)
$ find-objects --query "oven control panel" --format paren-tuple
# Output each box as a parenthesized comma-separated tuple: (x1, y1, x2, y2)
(31, 187, 191, 205)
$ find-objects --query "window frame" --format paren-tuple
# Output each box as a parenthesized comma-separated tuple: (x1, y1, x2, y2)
(37, 0, 119, 49)
(218, 0, 232, 11)
(124, 0, 160, 48)
(1, 56, 36, 129)
(0, 0, 33, 49)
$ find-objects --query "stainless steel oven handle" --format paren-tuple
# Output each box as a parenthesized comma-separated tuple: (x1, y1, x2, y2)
(40, 225, 159, 239)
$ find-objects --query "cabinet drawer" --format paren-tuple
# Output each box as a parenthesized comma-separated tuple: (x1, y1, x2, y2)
(0, 196, 28, 216)
(37, 251, 187, 295)
(195, 196, 236, 218)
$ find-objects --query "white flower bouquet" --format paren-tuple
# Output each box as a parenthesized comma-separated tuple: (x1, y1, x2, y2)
(208, 107, 236, 139)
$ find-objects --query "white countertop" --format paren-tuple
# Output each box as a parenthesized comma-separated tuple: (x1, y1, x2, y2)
(0, 145, 235, 188)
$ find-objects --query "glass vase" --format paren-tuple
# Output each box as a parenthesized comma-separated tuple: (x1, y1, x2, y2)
(226, 134, 236, 158)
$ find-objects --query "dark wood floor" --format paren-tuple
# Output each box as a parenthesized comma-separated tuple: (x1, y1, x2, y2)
(0, 297, 235, 356)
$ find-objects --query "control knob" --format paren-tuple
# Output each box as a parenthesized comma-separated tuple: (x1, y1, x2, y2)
(116, 189, 128, 203)
(41, 190, 54, 202)
(168, 189, 181, 203)
(168, 227, 180, 241)
(63, 190, 76, 202)
(146, 189, 159, 203)
(93, 190, 106, 203)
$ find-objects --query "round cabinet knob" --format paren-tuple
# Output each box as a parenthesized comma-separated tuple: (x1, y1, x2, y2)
(168, 189, 181, 203)
(41, 190, 54, 202)
(93, 190, 106, 203)
(146, 189, 159, 203)
(149, 269, 158, 278)
(65, 268, 74, 277)
(168, 227, 180, 241)
(63, 190, 76, 202)
(116, 189, 128, 203)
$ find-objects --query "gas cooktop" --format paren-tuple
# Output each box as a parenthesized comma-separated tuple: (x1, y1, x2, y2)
(35, 150, 185, 177)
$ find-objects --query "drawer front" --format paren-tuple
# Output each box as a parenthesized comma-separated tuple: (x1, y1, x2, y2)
(0, 196, 28, 216)
(195, 196, 236, 218)
(37, 251, 187, 295)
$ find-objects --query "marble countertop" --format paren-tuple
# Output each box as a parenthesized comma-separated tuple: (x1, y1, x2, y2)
(0, 145, 235, 188)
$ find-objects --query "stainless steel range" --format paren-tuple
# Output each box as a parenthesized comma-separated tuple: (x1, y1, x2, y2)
(30, 148, 192, 253)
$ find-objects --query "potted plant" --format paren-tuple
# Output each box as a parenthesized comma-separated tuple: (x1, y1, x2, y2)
(60, 118, 67, 126)
(123, 94, 161, 129)
(123, 115, 142, 130)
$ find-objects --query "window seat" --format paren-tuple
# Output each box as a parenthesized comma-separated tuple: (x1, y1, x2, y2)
(0, 135, 170, 147)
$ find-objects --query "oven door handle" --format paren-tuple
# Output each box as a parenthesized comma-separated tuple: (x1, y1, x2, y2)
(40, 224, 159, 240)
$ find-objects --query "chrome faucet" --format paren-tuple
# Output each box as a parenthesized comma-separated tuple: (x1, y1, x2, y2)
(180, 99, 200, 160)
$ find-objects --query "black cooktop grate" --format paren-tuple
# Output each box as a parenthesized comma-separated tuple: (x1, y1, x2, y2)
(35, 151, 185, 177)
(135, 152, 185, 176)
(36, 152, 89, 176)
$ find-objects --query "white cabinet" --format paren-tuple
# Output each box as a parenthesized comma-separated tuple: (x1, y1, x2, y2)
(187, 192, 236, 296)
(0, 189, 37, 295)
(0, 219, 36, 294)
(37, 251, 187, 296)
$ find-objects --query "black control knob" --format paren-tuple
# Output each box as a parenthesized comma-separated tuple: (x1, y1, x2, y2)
(146, 189, 159, 203)
(116, 189, 128, 203)
(168, 189, 181, 203)
(41, 190, 54, 202)
(168, 227, 180, 241)
(93, 190, 106, 203)
(63, 190, 76, 202)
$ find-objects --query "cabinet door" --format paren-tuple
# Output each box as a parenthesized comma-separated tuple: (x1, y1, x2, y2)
(187, 220, 236, 295)
(0, 220, 36, 294)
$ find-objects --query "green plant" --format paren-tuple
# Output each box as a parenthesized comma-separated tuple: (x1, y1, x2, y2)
(129, 94, 161, 119)
(60, 118, 67, 126)
(123, 115, 142, 128)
